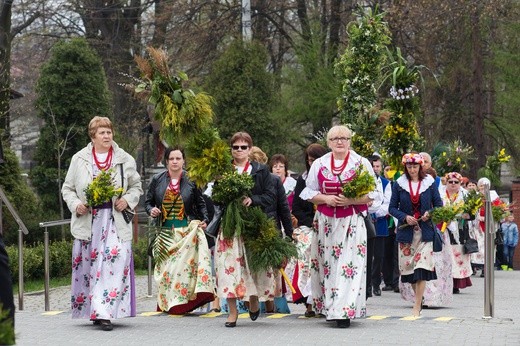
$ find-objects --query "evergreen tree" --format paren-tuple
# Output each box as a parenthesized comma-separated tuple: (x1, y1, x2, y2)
(204, 40, 280, 154)
(30, 38, 111, 219)
(0, 143, 42, 245)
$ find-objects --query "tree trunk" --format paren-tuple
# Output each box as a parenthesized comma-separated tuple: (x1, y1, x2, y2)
(0, 0, 13, 142)
(80, 0, 145, 127)
(471, 6, 486, 175)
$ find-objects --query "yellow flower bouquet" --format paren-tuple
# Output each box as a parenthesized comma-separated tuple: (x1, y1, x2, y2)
(461, 189, 483, 216)
(84, 169, 123, 207)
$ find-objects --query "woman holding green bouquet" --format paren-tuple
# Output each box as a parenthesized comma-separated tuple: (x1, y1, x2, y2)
(388, 153, 443, 317)
(300, 125, 377, 328)
(215, 132, 277, 328)
(62, 116, 143, 331)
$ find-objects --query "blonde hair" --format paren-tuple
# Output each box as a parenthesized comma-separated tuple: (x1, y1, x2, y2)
(88, 116, 113, 139)
(249, 146, 268, 164)
(327, 125, 352, 141)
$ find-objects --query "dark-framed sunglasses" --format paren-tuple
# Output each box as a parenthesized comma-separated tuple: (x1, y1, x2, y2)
(232, 145, 249, 151)
(447, 180, 460, 184)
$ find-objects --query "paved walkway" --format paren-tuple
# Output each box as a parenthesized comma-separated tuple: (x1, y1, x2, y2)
(13, 270, 520, 345)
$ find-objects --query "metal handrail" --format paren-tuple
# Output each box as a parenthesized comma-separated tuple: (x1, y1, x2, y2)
(0, 186, 29, 311)
(39, 211, 147, 311)
(39, 219, 70, 311)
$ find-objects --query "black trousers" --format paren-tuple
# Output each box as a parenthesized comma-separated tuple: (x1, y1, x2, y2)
(0, 235, 15, 326)
(371, 237, 386, 288)
(366, 237, 375, 294)
(382, 232, 399, 288)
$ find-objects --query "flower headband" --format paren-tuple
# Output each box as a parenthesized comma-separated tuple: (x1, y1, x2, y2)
(401, 153, 424, 165)
(445, 172, 462, 181)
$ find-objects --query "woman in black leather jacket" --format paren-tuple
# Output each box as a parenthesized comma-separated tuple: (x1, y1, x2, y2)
(145, 146, 214, 315)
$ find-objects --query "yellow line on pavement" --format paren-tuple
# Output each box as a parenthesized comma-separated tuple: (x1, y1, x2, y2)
(367, 315, 389, 320)
(140, 311, 163, 317)
(41, 311, 65, 316)
(434, 317, 454, 322)
(400, 315, 422, 321)
(237, 313, 249, 319)
(200, 312, 224, 318)
(266, 313, 290, 319)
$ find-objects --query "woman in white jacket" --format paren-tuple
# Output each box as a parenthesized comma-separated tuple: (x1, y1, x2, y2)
(62, 116, 143, 331)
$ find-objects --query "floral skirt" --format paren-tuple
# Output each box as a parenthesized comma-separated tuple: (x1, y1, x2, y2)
(470, 224, 485, 265)
(215, 233, 276, 302)
(284, 225, 313, 304)
(450, 244, 472, 279)
(154, 221, 215, 314)
(71, 208, 134, 320)
(400, 229, 453, 307)
(311, 212, 367, 320)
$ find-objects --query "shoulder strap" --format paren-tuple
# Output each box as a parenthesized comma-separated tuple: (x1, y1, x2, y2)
(119, 163, 124, 197)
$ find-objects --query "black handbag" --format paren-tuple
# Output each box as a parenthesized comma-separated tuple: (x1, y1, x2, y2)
(205, 204, 224, 238)
(354, 206, 376, 239)
(433, 227, 443, 252)
(122, 208, 135, 224)
(119, 164, 135, 224)
(463, 238, 479, 254)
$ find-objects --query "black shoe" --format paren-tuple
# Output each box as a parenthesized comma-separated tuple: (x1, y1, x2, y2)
(91, 319, 101, 325)
(336, 319, 351, 328)
(304, 310, 316, 318)
(480, 272, 485, 278)
(453, 288, 460, 294)
(382, 286, 394, 291)
(99, 320, 113, 331)
(373, 287, 381, 296)
(249, 309, 260, 321)
(393, 286, 400, 293)
(225, 320, 237, 328)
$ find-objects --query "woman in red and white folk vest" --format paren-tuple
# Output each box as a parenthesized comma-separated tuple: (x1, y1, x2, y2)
(300, 125, 376, 328)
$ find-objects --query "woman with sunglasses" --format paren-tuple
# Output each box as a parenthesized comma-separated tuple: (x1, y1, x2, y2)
(441, 172, 474, 293)
(389, 153, 443, 317)
(300, 125, 377, 328)
(215, 132, 276, 328)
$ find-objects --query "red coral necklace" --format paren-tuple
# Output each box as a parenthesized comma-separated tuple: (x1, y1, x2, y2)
(169, 176, 181, 193)
(92, 147, 113, 171)
(330, 152, 350, 176)
(409, 179, 422, 218)
(233, 160, 250, 175)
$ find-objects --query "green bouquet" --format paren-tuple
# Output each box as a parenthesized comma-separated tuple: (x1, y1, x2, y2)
(342, 164, 376, 198)
(84, 169, 123, 207)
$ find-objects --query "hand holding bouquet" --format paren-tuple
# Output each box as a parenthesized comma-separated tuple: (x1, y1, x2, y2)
(430, 203, 463, 232)
(342, 164, 376, 199)
(84, 169, 123, 207)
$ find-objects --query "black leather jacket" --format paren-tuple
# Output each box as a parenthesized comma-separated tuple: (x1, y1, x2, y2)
(145, 170, 209, 224)
(247, 161, 277, 213)
(264, 174, 293, 237)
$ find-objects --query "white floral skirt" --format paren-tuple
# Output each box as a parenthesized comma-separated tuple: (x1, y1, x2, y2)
(311, 212, 367, 320)
(215, 233, 276, 302)
(71, 208, 134, 320)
